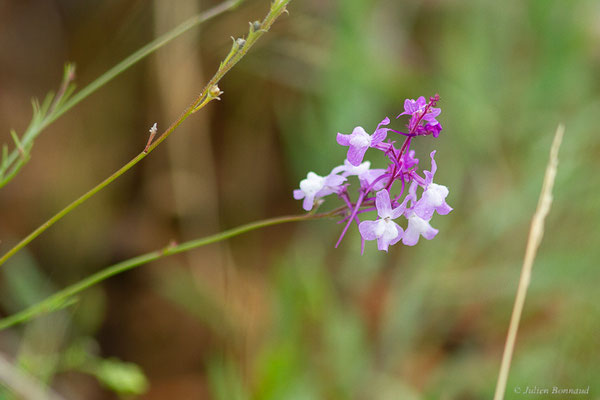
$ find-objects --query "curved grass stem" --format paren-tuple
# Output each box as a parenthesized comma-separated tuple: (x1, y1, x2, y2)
(0, 208, 337, 331)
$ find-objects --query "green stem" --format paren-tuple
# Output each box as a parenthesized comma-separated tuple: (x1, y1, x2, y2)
(0, 209, 337, 331)
(0, 153, 146, 266)
(1, 0, 240, 184)
(48, 0, 242, 125)
(0, 0, 292, 268)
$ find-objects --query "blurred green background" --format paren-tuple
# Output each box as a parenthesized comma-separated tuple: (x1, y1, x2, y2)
(0, 0, 599, 398)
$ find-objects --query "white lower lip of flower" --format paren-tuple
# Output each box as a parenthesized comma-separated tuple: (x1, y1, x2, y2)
(300, 173, 325, 195)
(345, 160, 371, 175)
(375, 219, 398, 240)
(408, 213, 429, 234)
(426, 183, 448, 207)
(350, 133, 371, 148)
(425, 189, 443, 207)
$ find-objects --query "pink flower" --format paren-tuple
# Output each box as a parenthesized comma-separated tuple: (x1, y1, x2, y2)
(402, 211, 439, 246)
(358, 190, 405, 252)
(398, 96, 441, 126)
(336, 118, 389, 166)
(413, 151, 452, 220)
(292, 94, 452, 253)
(293, 170, 346, 211)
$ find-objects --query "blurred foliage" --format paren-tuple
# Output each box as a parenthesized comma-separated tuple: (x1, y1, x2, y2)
(91, 358, 149, 396)
(0, 0, 599, 399)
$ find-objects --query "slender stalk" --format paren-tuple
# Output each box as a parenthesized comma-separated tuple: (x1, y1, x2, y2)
(0, 153, 145, 266)
(0, 209, 339, 331)
(493, 124, 564, 400)
(1, 0, 240, 185)
(0, 0, 292, 268)
(47, 0, 242, 125)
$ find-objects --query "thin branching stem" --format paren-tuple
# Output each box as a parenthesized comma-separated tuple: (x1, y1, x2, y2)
(0, 0, 292, 268)
(0, 0, 240, 189)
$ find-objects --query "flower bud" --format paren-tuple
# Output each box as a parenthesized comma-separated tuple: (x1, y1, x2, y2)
(209, 85, 222, 98)
(251, 21, 261, 32)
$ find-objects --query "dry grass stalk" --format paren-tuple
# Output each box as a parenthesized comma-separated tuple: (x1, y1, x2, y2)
(493, 124, 565, 400)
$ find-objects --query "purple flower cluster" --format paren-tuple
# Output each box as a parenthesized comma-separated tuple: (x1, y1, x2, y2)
(293, 95, 452, 253)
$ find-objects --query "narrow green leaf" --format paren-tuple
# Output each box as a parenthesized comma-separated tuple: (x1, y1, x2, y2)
(9, 130, 27, 160)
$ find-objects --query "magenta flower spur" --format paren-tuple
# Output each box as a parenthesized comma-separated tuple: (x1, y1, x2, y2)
(293, 94, 452, 253)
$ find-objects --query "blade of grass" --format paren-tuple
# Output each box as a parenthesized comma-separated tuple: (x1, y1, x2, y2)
(493, 124, 564, 400)
(0, 0, 293, 268)
(47, 0, 243, 125)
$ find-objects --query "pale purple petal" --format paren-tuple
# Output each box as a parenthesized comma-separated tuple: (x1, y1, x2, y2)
(421, 223, 438, 240)
(375, 190, 392, 218)
(398, 97, 431, 118)
(414, 183, 450, 220)
(339, 160, 370, 177)
(376, 220, 402, 252)
(336, 133, 351, 146)
(401, 229, 419, 246)
(389, 222, 404, 246)
(371, 117, 390, 143)
(293, 189, 304, 200)
(371, 128, 388, 145)
(413, 199, 436, 220)
(429, 150, 437, 174)
(424, 107, 441, 122)
(359, 220, 379, 241)
(378, 117, 390, 128)
(377, 237, 391, 252)
(302, 195, 315, 211)
(315, 186, 335, 198)
(403, 99, 417, 114)
(325, 174, 346, 187)
(402, 213, 438, 245)
(347, 145, 369, 166)
(316, 175, 346, 198)
(390, 203, 406, 219)
(331, 164, 346, 175)
(423, 150, 437, 186)
(361, 217, 403, 252)
(436, 201, 453, 215)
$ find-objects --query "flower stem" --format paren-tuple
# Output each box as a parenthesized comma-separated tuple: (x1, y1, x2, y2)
(0, 209, 335, 331)
(335, 190, 365, 248)
(0, 0, 293, 268)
